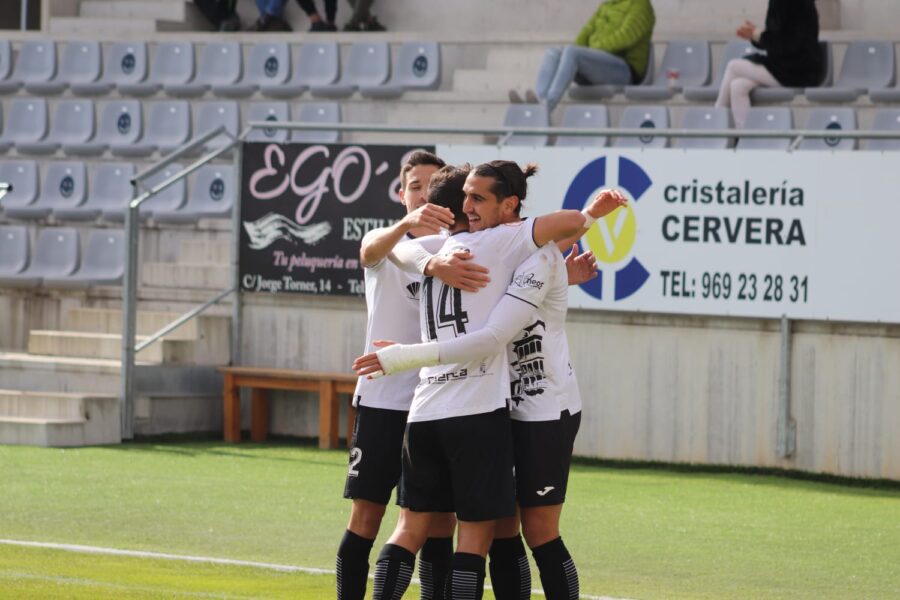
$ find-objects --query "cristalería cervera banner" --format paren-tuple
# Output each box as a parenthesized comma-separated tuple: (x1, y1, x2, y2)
(435, 146, 899, 324)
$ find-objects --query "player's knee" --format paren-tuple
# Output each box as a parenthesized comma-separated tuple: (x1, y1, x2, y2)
(494, 515, 520, 539)
(426, 512, 457, 537)
(348, 501, 387, 538)
(520, 511, 561, 548)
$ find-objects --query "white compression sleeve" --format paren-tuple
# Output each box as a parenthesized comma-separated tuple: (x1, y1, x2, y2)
(437, 294, 537, 364)
(376, 342, 440, 375)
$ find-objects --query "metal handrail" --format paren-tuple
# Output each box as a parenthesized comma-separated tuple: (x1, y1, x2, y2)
(132, 125, 233, 188)
(135, 286, 236, 354)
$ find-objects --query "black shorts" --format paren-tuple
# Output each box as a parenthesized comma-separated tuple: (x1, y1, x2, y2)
(342, 403, 408, 505)
(512, 409, 581, 507)
(400, 407, 516, 522)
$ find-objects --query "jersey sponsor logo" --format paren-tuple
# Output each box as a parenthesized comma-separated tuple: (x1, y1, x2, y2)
(513, 271, 545, 290)
(510, 320, 548, 405)
(424, 367, 468, 384)
(536, 486, 555, 497)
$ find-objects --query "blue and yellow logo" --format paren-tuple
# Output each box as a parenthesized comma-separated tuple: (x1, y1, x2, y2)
(563, 156, 651, 301)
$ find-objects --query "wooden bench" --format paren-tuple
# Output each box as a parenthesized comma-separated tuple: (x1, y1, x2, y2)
(218, 367, 358, 449)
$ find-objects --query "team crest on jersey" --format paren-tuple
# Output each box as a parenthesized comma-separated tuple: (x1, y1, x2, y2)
(513, 272, 544, 290)
(406, 281, 421, 300)
(510, 320, 548, 405)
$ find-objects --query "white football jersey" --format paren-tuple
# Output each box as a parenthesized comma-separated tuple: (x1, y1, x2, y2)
(505, 245, 582, 421)
(408, 218, 540, 422)
(353, 236, 423, 411)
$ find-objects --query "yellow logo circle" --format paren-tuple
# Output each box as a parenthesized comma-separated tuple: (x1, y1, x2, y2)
(584, 204, 636, 265)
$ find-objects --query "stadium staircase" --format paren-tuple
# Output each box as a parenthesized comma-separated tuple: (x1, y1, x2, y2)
(49, 0, 208, 35)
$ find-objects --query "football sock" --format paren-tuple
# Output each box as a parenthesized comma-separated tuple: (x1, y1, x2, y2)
(372, 543, 416, 600)
(488, 534, 532, 599)
(446, 552, 486, 600)
(336, 530, 375, 600)
(531, 537, 579, 600)
(419, 536, 453, 600)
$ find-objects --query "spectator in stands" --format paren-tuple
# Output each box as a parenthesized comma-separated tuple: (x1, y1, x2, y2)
(193, 0, 240, 31)
(716, 0, 822, 128)
(298, 0, 338, 31)
(250, 0, 292, 31)
(343, 0, 386, 31)
(509, 0, 655, 111)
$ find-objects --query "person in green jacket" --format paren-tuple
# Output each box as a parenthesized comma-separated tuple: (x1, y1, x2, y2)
(510, 0, 655, 111)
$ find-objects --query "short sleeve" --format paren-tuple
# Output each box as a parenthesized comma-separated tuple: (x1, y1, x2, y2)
(505, 246, 555, 308)
(499, 217, 541, 269)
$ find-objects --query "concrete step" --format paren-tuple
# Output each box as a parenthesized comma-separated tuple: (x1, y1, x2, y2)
(178, 239, 232, 265)
(0, 389, 120, 446)
(64, 307, 229, 342)
(0, 352, 124, 395)
(48, 17, 157, 35)
(452, 68, 529, 93)
(485, 48, 547, 72)
(142, 262, 231, 291)
(134, 394, 222, 436)
(80, 0, 187, 20)
(0, 389, 112, 420)
(28, 330, 165, 364)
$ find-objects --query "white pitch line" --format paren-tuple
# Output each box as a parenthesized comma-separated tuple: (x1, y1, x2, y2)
(0, 539, 630, 600)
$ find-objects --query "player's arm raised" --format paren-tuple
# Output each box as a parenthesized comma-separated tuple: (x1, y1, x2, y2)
(531, 189, 629, 251)
(359, 203, 454, 268)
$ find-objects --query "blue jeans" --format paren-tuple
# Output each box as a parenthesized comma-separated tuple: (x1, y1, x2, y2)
(535, 45, 632, 111)
(256, 0, 285, 17)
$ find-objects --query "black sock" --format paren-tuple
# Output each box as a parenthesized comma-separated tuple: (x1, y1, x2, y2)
(446, 552, 486, 600)
(488, 535, 532, 599)
(531, 537, 579, 600)
(372, 543, 416, 600)
(336, 530, 375, 600)
(419, 537, 453, 600)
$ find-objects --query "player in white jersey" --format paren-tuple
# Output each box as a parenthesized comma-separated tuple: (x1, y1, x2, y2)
(337, 151, 492, 600)
(355, 162, 627, 600)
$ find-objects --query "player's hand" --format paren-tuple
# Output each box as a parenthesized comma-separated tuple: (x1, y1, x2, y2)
(737, 21, 757, 40)
(565, 244, 598, 285)
(352, 340, 396, 378)
(427, 251, 490, 292)
(402, 204, 455, 234)
(586, 189, 628, 220)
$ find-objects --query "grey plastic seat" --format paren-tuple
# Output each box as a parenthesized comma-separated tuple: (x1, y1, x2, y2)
(81, 42, 148, 96)
(502, 105, 549, 147)
(118, 100, 191, 158)
(246, 102, 290, 143)
(20, 99, 95, 155)
(0, 161, 39, 216)
(752, 41, 832, 103)
(798, 108, 857, 151)
(268, 42, 339, 98)
(167, 42, 239, 97)
(0, 225, 28, 276)
(119, 42, 195, 97)
(154, 164, 234, 222)
(15, 41, 57, 94)
(0, 227, 79, 287)
(865, 109, 900, 151)
(136, 164, 187, 218)
(30, 41, 102, 95)
(806, 41, 895, 103)
(66, 100, 142, 157)
(291, 102, 342, 143)
(625, 40, 710, 100)
(194, 101, 240, 153)
(683, 41, 754, 101)
(0, 40, 15, 94)
(5, 161, 86, 220)
(312, 42, 389, 98)
(44, 229, 124, 288)
(737, 107, 793, 150)
(57, 162, 133, 221)
(233, 42, 292, 97)
(614, 106, 669, 148)
(0, 103, 7, 153)
(675, 107, 732, 149)
(361, 41, 441, 98)
(555, 105, 609, 147)
(569, 45, 654, 101)
(1, 98, 49, 152)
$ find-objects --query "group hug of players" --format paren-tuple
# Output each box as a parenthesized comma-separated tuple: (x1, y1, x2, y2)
(337, 151, 628, 600)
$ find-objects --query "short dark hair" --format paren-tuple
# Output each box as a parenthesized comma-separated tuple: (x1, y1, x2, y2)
(400, 151, 446, 190)
(471, 160, 538, 215)
(427, 164, 470, 225)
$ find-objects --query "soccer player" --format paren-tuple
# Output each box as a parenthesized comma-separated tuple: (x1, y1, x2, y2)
(337, 151, 491, 600)
(355, 161, 628, 600)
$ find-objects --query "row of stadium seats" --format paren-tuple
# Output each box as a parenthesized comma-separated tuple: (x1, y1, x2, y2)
(506, 104, 900, 150)
(0, 161, 233, 223)
(0, 225, 123, 288)
(0, 40, 440, 100)
(0, 99, 340, 157)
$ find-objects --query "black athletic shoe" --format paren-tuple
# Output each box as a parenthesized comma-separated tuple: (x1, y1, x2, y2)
(309, 20, 336, 32)
(249, 14, 292, 32)
(360, 16, 386, 31)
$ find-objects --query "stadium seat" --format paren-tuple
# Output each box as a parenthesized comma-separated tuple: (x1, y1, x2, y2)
(118, 100, 191, 158)
(675, 107, 732, 149)
(360, 41, 441, 98)
(0, 225, 28, 277)
(736, 107, 793, 150)
(798, 108, 857, 151)
(624, 40, 710, 100)
(806, 41, 895, 103)
(153, 164, 234, 223)
(166, 41, 241, 97)
(44, 229, 125, 288)
(0, 103, 6, 154)
(614, 106, 669, 148)
(16, 41, 57, 94)
(555, 105, 609, 147)
(291, 102, 342, 143)
(569, 45, 654, 101)
(246, 102, 290, 143)
(66, 100, 142, 157)
(194, 101, 240, 153)
(20, 99, 95, 155)
(232, 42, 292, 98)
(0, 161, 39, 216)
(0, 227, 79, 287)
(56, 162, 133, 221)
(267, 42, 339, 98)
(120, 42, 195, 97)
(5, 161, 87, 220)
(865, 109, 900, 151)
(133, 164, 187, 218)
(82, 42, 149, 96)
(0, 40, 15, 93)
(502, 105, 550, 147)
(752, 41, 832, 103)
(683, 41, 754, 101)
(1, 98, 49, 151)
(30, 41, 102, 95)
(311, 42, 390, 98)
